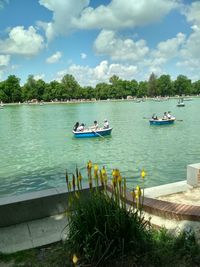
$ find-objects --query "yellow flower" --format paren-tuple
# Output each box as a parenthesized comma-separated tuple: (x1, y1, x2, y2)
(94, 164, 99, 172)
(118, 174, 122, 183)
(101, 166, 106, 176)
(112, 169, 116, 177)
(112, 169, 120, 178)
(72, 254, 78, 264)
(135, 185, 141, 198)
(141, 169, 146, 179)
(87, 160, 92, 169)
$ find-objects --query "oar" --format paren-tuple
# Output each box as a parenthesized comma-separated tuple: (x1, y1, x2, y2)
(176, 119, 183, 122)
(92, 130, 104, 138)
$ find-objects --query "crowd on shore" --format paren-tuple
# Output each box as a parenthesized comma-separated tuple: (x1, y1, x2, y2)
(1, 95, 198, 106)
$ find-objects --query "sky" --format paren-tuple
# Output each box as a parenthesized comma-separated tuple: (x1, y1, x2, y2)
(0, 0, 199, 86)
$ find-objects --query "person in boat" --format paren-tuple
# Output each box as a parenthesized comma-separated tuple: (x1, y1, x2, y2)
(90, 120, 99, 131)
(103, 119, 109, 129)
(167, 111, 171, 119)
(73, 122, 79, 131)
(152, 114, 158, 120)
(77, 123, 85, 132)
(162, 112, 168, 120)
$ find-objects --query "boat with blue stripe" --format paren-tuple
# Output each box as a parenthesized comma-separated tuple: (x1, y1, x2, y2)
(73, 127, 112, 138)
(149, 117, 176, 125)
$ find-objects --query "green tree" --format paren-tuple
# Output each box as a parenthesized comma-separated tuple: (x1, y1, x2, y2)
(192, 80, 200, 95)
(174, 75, 192, 96)
(3, 75, 21, 103)
(157, 74, 173, 96)
(137, 81, 148, 97)
(148, 73, 159, 97)
(61, 74, 80, 99)
(95, 83, 111, 99)
(35, 79, 46, 100)
(22, 75, 38, 101)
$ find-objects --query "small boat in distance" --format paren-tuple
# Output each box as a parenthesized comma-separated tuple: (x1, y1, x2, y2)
(73, 127, 113, 138)
(183, 97, 193, 101)
(177, 98, 185, 107)
(149, 117, 176, 125)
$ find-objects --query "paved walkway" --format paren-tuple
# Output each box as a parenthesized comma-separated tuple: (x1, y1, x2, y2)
(0, 214, 68, 253)
(157, 187, 200, 206)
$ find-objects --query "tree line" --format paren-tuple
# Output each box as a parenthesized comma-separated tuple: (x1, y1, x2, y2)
(0, 72, 200, 103)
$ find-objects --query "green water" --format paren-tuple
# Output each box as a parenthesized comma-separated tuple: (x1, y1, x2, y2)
(0, 99, 200, 197)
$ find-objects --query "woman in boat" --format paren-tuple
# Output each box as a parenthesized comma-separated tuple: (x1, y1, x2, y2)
(73, 122, 79, 131)
(77, 123, 85, 132)
(103, 119, 109, 129)
(152, 114, 158, 120)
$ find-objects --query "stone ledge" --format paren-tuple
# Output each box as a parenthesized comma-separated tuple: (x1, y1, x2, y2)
(106, 184, 200, 222)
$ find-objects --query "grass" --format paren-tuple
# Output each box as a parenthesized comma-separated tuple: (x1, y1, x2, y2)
(0, 242, 72, 267)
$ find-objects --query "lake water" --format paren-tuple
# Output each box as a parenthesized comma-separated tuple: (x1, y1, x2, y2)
(0, 99, 200, 197)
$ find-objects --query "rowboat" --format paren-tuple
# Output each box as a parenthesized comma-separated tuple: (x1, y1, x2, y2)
(177, 98, 185, 107)
(73, 127, 112, 138)
(149, 117, 176, 125)
(177, 102, 185, 107)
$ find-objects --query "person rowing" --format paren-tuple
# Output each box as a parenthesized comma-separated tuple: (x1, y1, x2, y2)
(90, 120, 99, 131)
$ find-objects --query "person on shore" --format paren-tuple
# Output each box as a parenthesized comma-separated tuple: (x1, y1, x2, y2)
(103, 119, 109, 129)
(73, 122, 79, 131)
(77, 123, 85, 132)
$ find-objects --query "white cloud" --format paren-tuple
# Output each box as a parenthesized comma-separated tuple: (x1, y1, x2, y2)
(38, 0, 179, 40)
(38, 0, 89, 40)
(81, 53, 87, 59)
(94, 30, 149, 62)
(56, 60, 138, 86)
(0, 26, 44, 56)
(75, 0, 179, 30)
(183, 1, 200, 25)
(177, 2, 200, 75)
(153, 32, 185, 60)
(0, 54, 10, 67)
(34, 74, 45, 80)
(46, 51, 62, 63)
(146, 32, 186, 72)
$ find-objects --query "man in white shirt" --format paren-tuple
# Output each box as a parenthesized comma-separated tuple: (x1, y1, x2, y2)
(103, 119, 109, 129)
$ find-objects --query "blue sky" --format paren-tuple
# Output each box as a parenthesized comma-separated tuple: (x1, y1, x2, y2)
(0, 0, 199, 86)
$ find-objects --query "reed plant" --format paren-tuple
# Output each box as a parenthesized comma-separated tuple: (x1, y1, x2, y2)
(65, 161, 200, 267)
(65, 161, 152, 266)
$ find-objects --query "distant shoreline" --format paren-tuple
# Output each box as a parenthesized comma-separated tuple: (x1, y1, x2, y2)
(2, 95, 199, 106)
